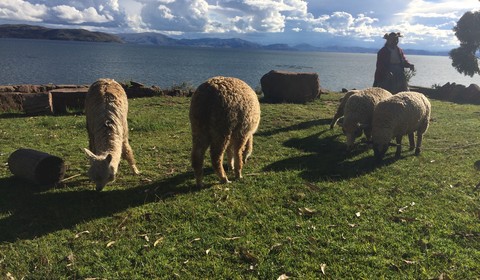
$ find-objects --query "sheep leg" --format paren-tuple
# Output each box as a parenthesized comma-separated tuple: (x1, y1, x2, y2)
(408, 133, 415, 151)
(415, 133, 423, 156)
(122, 140, 140, 174)
(210, 136, 230, 184)
(364, 127, 372, 142)
(395, 136, 403, 158)
(191, 136, 209, 187)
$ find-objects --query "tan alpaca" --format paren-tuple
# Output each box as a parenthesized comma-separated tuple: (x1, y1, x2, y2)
(84, 78, 140, 191)
(189, 76, 261, 187)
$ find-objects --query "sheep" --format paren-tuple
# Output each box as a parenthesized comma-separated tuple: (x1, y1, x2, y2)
(84, 78, 140, 191)
(371, 91, 431, 161)
(329, 90, 358, 129)
(339, 87, 392, 150)
(189, 76, 261, 187)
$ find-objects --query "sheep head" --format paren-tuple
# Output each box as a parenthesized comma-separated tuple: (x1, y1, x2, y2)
(84, 148, 115, 191)
(342, 122, 367, 150)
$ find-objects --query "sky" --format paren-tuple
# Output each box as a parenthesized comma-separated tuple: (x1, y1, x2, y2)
(0, 0, 479, 51)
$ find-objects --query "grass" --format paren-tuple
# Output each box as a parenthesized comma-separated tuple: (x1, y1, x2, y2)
(0, 93, 479, 279)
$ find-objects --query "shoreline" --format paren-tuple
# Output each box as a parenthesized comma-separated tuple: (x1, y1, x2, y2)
(1, 81, 480, 115)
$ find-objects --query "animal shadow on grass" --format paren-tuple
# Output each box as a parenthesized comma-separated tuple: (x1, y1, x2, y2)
(0, 171, 202, 243)
(263, 128, 394, 182)
(256, 118, 331, 137)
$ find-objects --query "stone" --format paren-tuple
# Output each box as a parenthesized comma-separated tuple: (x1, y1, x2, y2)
(260, 70, 320, 103)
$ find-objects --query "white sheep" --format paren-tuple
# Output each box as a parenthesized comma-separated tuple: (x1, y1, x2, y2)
(84, 78, 140, 191)
(189, 76, 261, 187)
(330, 90, 358, 129)
(371, 91, 431, 161)
(339, 87, 392, 150)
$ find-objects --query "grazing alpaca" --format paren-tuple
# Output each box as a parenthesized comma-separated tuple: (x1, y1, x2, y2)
(84, 78, 140, 191)
(189, 76, 261, 187)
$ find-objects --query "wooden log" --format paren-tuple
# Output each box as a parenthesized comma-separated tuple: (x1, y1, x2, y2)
(22, 92, 53, 115)
(8, 148, 66, 186)
(50, 88, 88, 114)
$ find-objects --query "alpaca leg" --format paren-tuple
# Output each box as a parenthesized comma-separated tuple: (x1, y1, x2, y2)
(243, 135, 253, 163)
(191, 136, 209, 187)
(210, 136, 230, 184)
(226, 143, 235, 171)
(123, 141, 140, 174)
(233, 136, 250, 180)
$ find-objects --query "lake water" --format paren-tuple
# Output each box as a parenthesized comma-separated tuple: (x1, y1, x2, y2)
(1, 38, 479, 91)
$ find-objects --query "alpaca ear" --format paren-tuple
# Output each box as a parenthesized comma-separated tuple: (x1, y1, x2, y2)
(84, 148, 96, 159)
(106, 154, 113, 163)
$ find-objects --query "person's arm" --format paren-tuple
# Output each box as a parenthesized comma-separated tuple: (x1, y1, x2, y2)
(399, 47, 415, 70)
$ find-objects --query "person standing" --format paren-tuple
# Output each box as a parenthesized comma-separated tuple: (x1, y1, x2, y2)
(373, 32, 415, 93)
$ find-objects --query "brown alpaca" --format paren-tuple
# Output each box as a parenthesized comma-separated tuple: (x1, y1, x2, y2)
(84, 78, 140, 191)
(189, 76, 261, 187)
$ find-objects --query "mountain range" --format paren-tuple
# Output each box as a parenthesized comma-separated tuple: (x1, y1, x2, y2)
(0, 24, 449, 56)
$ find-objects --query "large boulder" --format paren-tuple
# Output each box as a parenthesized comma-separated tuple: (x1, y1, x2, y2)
(260, 70, 320, 103)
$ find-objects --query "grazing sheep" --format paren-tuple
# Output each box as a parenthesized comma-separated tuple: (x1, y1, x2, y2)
(339, 87, 392, 150)
(330, 90, 358, 129)
(84, 78, 140, 191)
(371, 91, 431, 161)
(189, 76, 261, 187)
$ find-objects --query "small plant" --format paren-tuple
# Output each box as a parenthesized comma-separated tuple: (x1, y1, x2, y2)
(404, 68, 417, 84)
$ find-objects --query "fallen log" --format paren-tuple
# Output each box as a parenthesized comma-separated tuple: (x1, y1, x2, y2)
(8, 148, 66, 186)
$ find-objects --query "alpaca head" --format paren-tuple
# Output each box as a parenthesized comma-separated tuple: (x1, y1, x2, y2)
(84, 148, 115, 191)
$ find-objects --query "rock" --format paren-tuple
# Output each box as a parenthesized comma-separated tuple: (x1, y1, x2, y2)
(260, 70, 320, 103)
(50, 88, 88, 114)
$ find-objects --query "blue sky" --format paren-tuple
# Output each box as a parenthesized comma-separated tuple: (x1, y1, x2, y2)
(0, 0, 479, 50)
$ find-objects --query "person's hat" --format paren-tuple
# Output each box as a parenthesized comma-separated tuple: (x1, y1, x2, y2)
(383, 32, 403, 39)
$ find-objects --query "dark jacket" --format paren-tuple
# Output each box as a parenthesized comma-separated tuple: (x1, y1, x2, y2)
(373, 45, 412, 86)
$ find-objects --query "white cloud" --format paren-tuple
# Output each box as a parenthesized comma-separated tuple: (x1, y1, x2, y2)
(52, 5, 112, 24)
(0, 0, 476, 50)
(140, 0, 209, 32)
(0, 0, 48, 22)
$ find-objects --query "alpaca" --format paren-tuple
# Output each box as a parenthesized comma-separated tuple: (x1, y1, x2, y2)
(84, 78, 140, 191)
(189, 76, 261, 187)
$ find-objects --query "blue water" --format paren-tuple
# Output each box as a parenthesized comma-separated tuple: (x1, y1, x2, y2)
(0, 38, 478, 91)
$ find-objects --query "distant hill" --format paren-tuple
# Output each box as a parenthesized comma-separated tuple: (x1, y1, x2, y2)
(293, 43, 449, 56)
(119, 33, 262, 49)
(0, 24, 449, 56)
(0, 24, 123, 43)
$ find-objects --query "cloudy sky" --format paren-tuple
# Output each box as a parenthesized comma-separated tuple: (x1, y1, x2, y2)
(0, 0, 479, 50)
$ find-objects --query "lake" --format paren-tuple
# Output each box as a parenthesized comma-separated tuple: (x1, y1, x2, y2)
(0, 38, 478, 91)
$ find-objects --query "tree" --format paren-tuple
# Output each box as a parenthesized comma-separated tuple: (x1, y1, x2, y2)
(449, 10, 480, 77)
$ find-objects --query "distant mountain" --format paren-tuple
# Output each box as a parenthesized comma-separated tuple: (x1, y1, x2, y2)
(0, 24, 449, 56)
(293, 43, 448, 56)
(0, 24, 123, 43)
(120, 33, 262, 49)
(118, 32, 178, 46)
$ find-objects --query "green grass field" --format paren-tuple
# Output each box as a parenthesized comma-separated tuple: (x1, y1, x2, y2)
(0, 93, 479, 279)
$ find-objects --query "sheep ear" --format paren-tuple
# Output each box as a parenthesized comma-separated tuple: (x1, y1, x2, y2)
(84, 148, 96, 159)
(337, 116, 344, 127)
(358, 123, 370, 129)
(106, 154, 113, 163)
